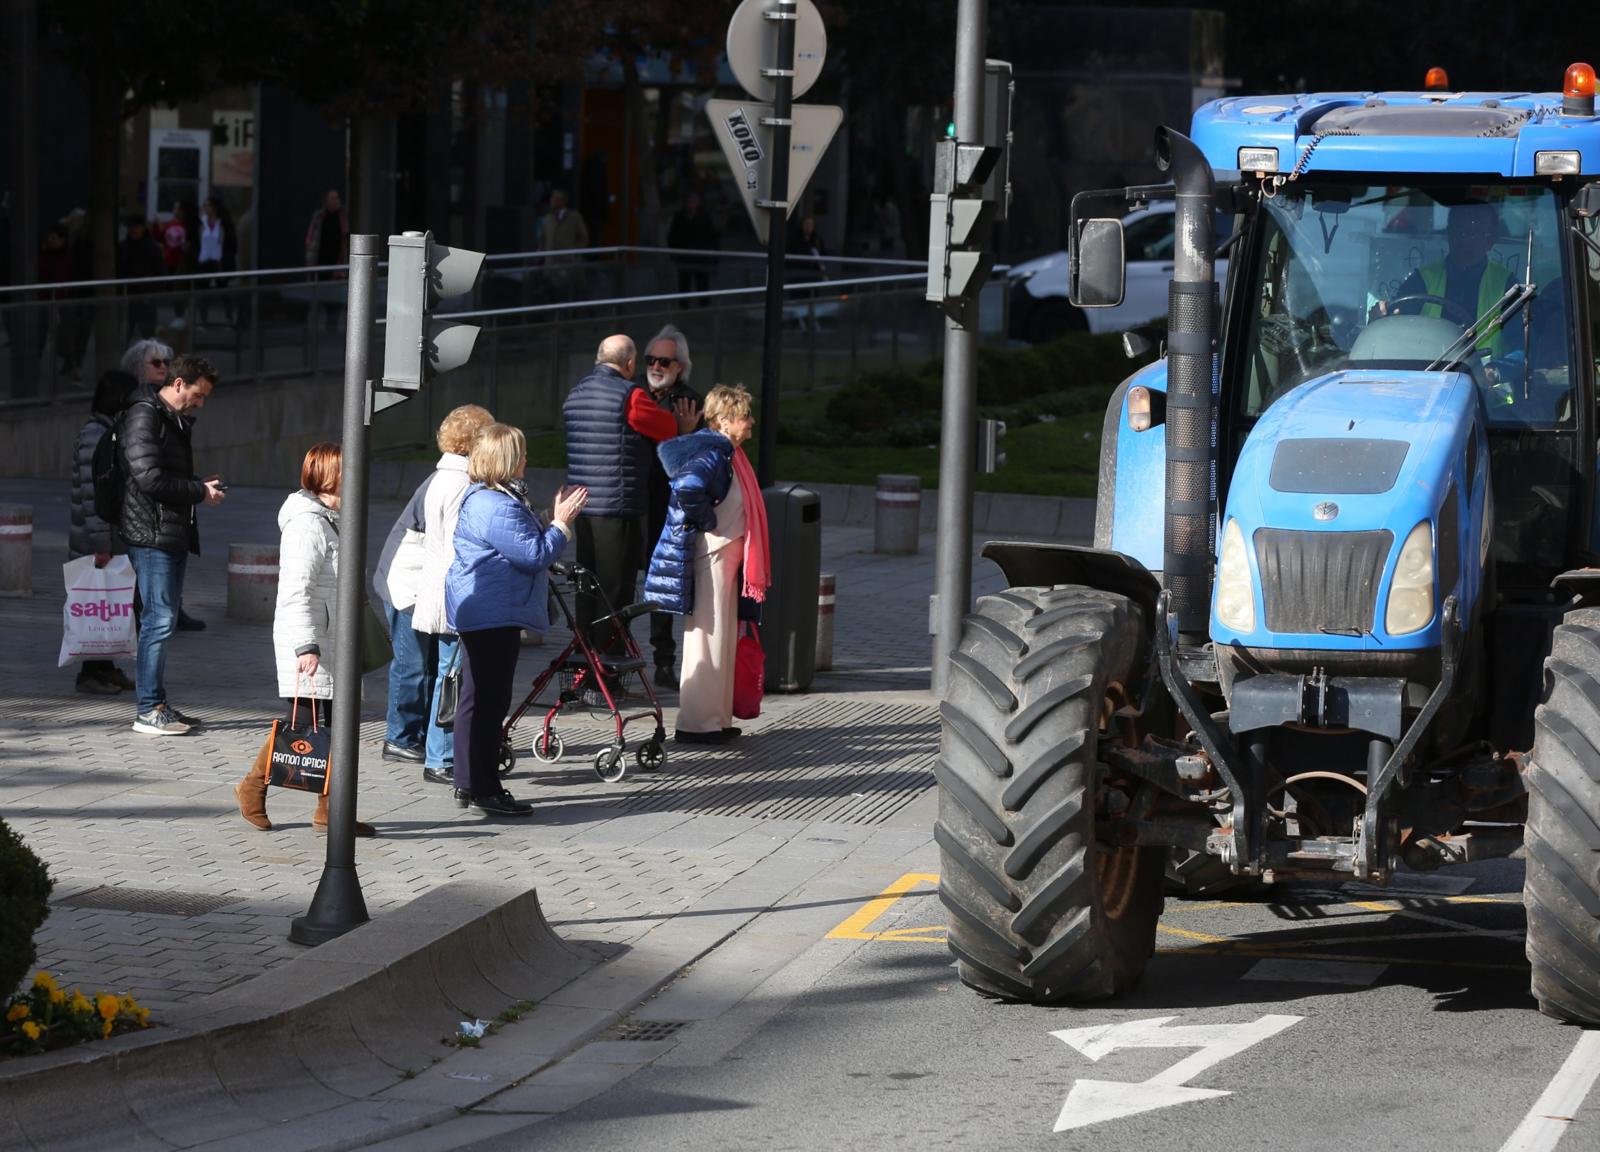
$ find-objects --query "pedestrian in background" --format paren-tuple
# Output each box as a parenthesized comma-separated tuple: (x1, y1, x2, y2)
(196, 197, 236, 325)
(446, 424, 586, 815)
(68, 369, 139, 695)
(118, 354, 226, 736)
(412, 404, 495, 789)
(562, 335, 697, 672)
(160, 202, 190, 275)
(538, 188, 588, 299)
(640, 324, 702, 689)
(305, 189, 348, 330)
(372, 468, 436, 764)
(117, 216, 165, 342)
(667, 191, 719, 303)
(235, 442, 376, 836)
(644, 384, 770, 745)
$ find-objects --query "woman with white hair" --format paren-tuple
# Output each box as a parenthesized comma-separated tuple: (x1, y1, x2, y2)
(641, 323, 703, 688)
(121, 338, 173, 388)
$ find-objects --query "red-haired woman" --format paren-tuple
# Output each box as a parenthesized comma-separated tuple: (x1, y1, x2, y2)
(235, 442, 375, 834)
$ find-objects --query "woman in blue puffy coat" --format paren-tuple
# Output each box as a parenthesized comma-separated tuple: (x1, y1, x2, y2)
(446, 424, 587, 815)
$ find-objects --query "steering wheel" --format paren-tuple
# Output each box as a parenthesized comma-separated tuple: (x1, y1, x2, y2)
(1260, 312, 1337, 388)
(1382, 293, 1473, 326)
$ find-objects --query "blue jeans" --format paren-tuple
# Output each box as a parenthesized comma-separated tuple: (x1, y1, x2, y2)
(424, 635, 459, 770)
(385, 604, 436, 748)
(127, 545, 187, 714)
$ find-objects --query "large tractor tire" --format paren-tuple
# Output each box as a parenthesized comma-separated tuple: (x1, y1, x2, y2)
(936, 586, 1165, 1002)
(1524, 609, 1600, 1024)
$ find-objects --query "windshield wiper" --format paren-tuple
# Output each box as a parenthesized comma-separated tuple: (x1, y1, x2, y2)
(1426, 283, 1537, 372)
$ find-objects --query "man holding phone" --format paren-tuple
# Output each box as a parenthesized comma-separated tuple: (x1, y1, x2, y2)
(118, 354, 226, 735)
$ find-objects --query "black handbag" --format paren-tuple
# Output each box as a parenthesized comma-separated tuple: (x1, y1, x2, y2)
(435, 643, 461, 729)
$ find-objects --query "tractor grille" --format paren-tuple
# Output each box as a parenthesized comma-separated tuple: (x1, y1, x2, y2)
(1255, 528, 1392, 635)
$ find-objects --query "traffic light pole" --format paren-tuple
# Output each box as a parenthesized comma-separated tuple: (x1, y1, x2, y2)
(756, 0, 798, 489)
(291, 233, 378, 946)
(930, 0, 987, 698)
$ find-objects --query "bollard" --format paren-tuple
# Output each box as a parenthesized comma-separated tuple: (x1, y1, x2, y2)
(0, 504, 32, 597)
(227, 544, 279, 623)
(815, 572, 835, 671)
(874, 474, 921, 555)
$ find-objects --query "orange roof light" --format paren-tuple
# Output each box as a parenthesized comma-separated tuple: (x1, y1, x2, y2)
(1564, 62, 1596, 115)
(1425, 67, 1450, 91)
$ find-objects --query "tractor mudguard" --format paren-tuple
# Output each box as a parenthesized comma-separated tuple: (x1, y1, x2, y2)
(981, 541, 1163, 624)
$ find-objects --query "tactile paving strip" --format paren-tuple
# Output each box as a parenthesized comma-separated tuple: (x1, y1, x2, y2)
(613, 700, 936, 825)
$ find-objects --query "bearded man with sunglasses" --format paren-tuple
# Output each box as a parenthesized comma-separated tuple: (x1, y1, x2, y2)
(640, 325, 703, 689)
(563, 335, 700, 670)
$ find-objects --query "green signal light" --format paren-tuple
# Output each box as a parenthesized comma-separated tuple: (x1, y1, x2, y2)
(945, 121, 957, 138)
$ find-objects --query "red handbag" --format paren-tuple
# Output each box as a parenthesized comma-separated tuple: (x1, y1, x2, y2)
(733, 623, 764, 720)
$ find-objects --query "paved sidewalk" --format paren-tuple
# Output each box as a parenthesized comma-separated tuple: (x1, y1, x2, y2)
(0, 476, 1060, 1016)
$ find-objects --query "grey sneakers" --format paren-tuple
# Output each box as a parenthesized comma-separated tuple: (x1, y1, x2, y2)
(132, 706, 192, 736)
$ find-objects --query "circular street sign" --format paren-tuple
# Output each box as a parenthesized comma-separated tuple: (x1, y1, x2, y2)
(726, 0, 827, 102)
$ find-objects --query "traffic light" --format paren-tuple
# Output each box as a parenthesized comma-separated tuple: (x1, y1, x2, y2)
(977, 417, 1006, 473)
(925, 139, 1002, 321)
(376, 230, 485, 413)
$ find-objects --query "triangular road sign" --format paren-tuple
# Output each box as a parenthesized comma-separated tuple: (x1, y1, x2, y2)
(706, 99, 842, 245)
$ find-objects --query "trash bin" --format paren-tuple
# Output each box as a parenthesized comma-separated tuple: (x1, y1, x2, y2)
(761, 483, 822, 693)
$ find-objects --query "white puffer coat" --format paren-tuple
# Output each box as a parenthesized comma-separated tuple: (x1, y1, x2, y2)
(411, 454, 472, 636)
(273, 489, 339, 699)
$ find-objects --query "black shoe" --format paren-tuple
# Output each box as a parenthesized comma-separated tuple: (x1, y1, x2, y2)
(722, 726, 742, 740)
(653, 666, 679, 690)
(169, 706, 203, 728)
(423, 764, 455, 786)
(674, 728, 734, 746)
(383, 741, 424, 763)
(452, 788, 470, 810)
(176, 611, 206, 632)
(469, 788, 534, 816)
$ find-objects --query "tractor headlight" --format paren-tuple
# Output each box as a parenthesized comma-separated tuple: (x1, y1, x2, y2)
(1215, 519, 1256, 632)
(1386, 521, 1435, 635)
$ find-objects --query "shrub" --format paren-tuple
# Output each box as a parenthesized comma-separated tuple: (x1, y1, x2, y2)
(0, 819, 52, 999)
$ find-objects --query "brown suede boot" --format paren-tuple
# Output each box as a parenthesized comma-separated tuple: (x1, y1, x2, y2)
(313, 794, 376, 837)
(236, 741, 272, 831)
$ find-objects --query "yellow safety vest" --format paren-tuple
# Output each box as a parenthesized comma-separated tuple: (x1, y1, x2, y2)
(1419, 260, 1513, 358)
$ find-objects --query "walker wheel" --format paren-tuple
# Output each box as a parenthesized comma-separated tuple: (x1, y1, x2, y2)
(497, 736, 517, 777)
(531, 728, 564, 764)
(594, 746, 626, 783)
(635, 742, 666, 772)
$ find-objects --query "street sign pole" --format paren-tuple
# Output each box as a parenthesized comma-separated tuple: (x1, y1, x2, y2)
(756, 0, 798, 489)
(930, 0, 988, 698)
(291, 233, 377, 946)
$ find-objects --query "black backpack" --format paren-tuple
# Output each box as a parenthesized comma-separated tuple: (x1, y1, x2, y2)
(91, 413, 127, 525)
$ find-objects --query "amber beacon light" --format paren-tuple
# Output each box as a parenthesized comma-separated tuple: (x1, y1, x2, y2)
(1424, 66, 1450, 91)
(1564, 62, 1596, 116)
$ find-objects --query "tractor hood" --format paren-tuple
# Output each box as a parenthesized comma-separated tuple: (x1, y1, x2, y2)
(1214, 369, 1482, 652)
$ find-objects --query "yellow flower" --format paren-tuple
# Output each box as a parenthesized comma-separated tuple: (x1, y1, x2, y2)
(5, 1004, 28, 1022)
(49, 988, 66, 1006)
(96, 995, 119, 1022)
(31, 972, 57, 993)
(101, 1019, 113, 1040)
(20, 1021, 40, 1041)
(69, 993, 92, 1015)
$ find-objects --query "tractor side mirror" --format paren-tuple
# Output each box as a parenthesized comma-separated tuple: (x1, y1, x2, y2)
(1070, 218, 1126, 308)
(1121, 330, 1154, 359)
(1573, 181, 1600, 219)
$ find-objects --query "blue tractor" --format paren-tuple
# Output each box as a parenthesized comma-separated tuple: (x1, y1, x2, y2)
(937, 64, 1600, 1021)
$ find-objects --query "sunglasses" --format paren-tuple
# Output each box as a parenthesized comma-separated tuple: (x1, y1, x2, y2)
(645, 355, 676, 368)
(148, 358, 169, 368)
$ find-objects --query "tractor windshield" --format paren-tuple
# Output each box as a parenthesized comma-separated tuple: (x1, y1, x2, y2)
(1237, 182, 1570, 426)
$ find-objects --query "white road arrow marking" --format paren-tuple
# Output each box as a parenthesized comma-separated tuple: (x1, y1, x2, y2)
(1051, 1014, 1302, 1131)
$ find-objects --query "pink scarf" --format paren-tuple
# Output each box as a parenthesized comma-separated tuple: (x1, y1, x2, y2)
(731, 447, 770, 602)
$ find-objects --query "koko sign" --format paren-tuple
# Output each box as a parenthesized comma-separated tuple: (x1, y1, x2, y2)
(706, 99, 842, 245)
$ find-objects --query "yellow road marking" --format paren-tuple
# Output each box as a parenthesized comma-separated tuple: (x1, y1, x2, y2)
(827, 872, 941, 941)
(1156, 922, 1233, 945)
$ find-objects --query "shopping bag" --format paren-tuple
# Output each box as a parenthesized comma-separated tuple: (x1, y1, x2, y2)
(733, 623, 764, 720)
(59, 555, 137, 667)
(265, 696, 332, 794)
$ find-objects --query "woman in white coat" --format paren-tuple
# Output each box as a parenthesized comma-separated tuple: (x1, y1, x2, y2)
(410, 404, 495, 788)
(235, 442, 374, 835)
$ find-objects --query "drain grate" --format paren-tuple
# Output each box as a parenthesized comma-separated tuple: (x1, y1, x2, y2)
(615, 700, 937, 826)
(614, 1018, 691, 1042)
(55, 886, 239, 917)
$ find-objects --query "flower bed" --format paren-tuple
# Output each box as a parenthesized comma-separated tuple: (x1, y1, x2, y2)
(3, 972, 150, 1058)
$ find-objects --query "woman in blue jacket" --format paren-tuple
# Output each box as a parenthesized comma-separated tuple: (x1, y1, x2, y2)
(446, 424, 587, 815)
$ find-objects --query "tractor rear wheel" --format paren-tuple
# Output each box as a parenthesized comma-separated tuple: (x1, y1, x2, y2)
(935, 586, 1164, 1002)
(1525, 609, 1600, 1024)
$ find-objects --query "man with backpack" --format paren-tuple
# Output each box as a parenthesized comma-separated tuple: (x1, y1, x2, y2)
(109, 354, 226, 735)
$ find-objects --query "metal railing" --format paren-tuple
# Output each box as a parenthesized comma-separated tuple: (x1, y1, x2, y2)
(0, 247, 1009, 444)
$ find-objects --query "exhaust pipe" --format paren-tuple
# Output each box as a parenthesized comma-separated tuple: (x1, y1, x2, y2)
(1154, 126, 1217, 636)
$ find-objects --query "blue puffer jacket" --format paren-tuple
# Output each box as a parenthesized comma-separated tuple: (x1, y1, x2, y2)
(445, 484, 570, 634)
(643, 429, 734, 616)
